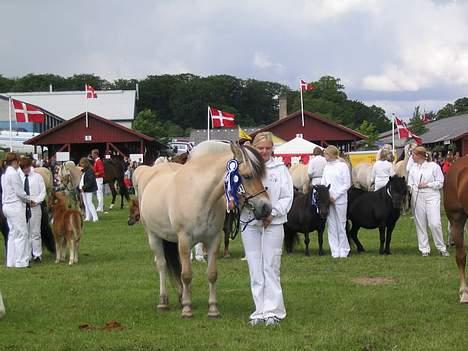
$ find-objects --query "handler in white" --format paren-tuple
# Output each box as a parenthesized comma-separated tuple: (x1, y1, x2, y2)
(371, 149, 395, 191)
(241, 132, 293, 327)
(1, 153, 33, 268)
(19, 158, 46, 262)
(307, 147, 327, 186)
(408, 146, 449, 257)
(321, 145, 351, 258)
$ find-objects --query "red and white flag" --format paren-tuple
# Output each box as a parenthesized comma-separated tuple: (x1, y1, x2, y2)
(420, 113, 430, 124)
(410, 132, 422, 145)
(209, 107, 236, 128)
(300, 79, 316, 92)
(11, 99, 45, 123)
(394, 116, 410, 138)
(85, 84, 97, 99)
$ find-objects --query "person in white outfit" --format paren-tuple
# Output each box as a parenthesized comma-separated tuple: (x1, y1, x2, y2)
(79, 158, 99, 222)
(19, 158, 46, 262)
(307, 147, 327, 186)
(407, 146, 449, 257)
(1, 152, 34, 268)
(371, 150, 395, 191)
(241, 132, 293, 327)
(321, 145, 351, 258)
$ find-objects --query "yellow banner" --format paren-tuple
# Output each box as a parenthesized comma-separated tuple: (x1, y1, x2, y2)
(347, 150, 397, 167)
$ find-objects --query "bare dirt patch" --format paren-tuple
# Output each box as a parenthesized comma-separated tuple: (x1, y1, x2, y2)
(351, 277, 397, 286)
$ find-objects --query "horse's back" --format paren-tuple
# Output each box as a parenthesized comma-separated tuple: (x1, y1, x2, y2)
(352, 163, 373, 190)
(35, 167, 53, 193)
(289, 164, 309, 193)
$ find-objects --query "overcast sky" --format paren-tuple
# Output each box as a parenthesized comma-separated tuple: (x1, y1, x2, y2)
(1, 0, 468, 118)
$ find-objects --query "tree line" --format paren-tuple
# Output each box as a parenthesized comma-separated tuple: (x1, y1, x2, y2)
(1, 73, 466, 141)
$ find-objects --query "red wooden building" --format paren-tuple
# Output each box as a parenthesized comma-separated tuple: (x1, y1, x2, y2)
(252, 111, 366, 150)
(25, 112, 166, 163)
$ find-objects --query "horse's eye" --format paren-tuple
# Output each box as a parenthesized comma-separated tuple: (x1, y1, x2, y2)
(243, 174, 252, 180)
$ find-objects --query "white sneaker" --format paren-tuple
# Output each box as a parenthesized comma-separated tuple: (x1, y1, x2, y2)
(440, 250, 450, 257)
(422, 252, 430, 257)
(248, 318, 264, 326)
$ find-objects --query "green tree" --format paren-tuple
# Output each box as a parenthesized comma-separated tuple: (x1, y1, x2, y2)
(454, 97, 468, 114)
(436, 103, 456, 119)
(133, 109, 184, 141)
(356, 120, 378, 150)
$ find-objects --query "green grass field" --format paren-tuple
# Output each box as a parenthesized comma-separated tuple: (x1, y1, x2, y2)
(1, 199, 467, 351)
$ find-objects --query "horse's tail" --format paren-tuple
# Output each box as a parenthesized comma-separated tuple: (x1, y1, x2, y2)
(283, 225, 298, 253)
(162, 239, 182, 289)
(40, 202, 56, 253)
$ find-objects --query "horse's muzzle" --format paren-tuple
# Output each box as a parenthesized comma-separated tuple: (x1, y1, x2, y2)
(128, 216, 139, 226)
(253, 201, 272, 220)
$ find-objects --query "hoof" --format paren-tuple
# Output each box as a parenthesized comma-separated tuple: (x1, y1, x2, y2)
(157, 304, 170, 311)
(208, 311, 220, 319)
(181, 305, 193, 318)
(68, 262, 73, 266)
(460, 291, 468, 304)
(384, 251, 392, 255)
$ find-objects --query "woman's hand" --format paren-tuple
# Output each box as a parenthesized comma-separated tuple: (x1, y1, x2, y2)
(262, 215, 273, 228)
(330, 196, 336, 204)
(418, 181, 428, 189)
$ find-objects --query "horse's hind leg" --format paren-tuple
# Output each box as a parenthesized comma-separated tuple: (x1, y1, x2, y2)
(318, 226, 325, 256)
(223, 230, 230, 258)
(178, 234, 193, 318)
(148, 236, 170, 310)
(109, 183, 117, 209)
(68, 236, 75, 266)
(206, 233, 221, 318)
(384, 221, 397, 255)
(304, 232, 311, 256)
(349, 224, 365, 252)
(451, 215, 468, 303)
(378, 226, 386, 255)
(54, 238, 61, 263)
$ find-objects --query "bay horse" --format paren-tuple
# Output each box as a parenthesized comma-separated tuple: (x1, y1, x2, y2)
(104, 158, 130, 209)
(48, 192, 83, 265)
(140, 141, 271, 318)
(347, 175, 407, 255)
(284, 185, 331, 256)
(443, 156, 468, 303)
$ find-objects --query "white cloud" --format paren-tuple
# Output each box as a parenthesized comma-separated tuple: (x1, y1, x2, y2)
(253, 52, 284, 72)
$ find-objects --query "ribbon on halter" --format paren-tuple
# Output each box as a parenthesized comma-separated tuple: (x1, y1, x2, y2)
(310, 189, 319, 214)
(224, 159, 243, 213)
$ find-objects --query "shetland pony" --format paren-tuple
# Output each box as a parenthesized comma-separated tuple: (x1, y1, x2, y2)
(140, 141, 271, 318)
(49, 192, 83, 265)
(444, 156, 468, 303)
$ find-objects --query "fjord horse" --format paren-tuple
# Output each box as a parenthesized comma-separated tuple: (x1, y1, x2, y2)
(444, 156, 468, 303)
(140, 141, 271, 318)
(284, 185, 331, 256)
(289, 163, 309, 193)
(347, 176, 407, 255)
(48, 192, 83, 265)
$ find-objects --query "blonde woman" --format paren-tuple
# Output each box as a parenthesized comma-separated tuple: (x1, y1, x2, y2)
(240, 132, 293, 327)
(79, 158, 99, 222)
(371, 149, 395, 191)
(321, 146, 351, 258)
(408, 146, 448, 257)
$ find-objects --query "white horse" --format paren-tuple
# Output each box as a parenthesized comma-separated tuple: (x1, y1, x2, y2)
(289, 163, 309, 193)
(351, 145, 394, 191)
(140, 141, 272, 318)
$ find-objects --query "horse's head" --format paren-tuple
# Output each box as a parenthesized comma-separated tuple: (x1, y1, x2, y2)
(312, 184, 331, 219)
(127, 198, 140, 226)
(386, 175, 407, 209)
(230, 143, 272, 220)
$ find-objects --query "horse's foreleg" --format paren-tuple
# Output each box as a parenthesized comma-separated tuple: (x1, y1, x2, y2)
(206, 233, 221, 318)
(68, 236, 75, 266)
(384, 221, 397, 255)
(318, 225, 324, 256)
(149, 236, 170, 310)
(304, 232, 310, 256)
(350, 224, 365, 252)
(451, 217, 468, 303)
(378, 225, 386, 255)
(54, 238, 61, 263)
(223, 230, 230, 258)
(178, 235, 193, 318)
(109, 183, 117, 209)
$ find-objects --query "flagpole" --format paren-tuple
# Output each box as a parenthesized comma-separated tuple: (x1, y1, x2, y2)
(300, 83, 305, 127)
(391, 113, 395, 157)
(8, 96, 12, 151)
(85, 84, 89, 128)
(207, 106, 210, 141)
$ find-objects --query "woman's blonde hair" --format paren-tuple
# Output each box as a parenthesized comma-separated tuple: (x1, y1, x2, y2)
(2, 152, 19, 167)
(79, 157, 90, 168)
(252, 132, 274, 147)
(413, 146, 428, 160)
(379, 149, 389, 161)
(324, 145, 339, 159)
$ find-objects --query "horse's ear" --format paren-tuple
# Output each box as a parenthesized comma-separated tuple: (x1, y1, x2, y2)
(230, 142, 243, 162)
(327, 184, 331, 190)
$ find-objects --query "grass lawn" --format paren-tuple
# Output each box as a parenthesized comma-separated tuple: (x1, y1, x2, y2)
(1, 198, 467, 351)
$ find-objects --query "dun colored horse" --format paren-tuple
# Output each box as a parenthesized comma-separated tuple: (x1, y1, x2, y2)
(289, 164, 309, 193)
(140, 141, 271, 318)
(48, 192, 83, 265)
(444, 156, 468, 303)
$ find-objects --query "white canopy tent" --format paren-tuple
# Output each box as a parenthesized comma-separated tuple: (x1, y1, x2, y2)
(274, 135, 322, 154)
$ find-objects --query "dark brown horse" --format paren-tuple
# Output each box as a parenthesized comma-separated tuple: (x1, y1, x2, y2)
(444, 156, 468, 303)
(104, 158, 130, 209)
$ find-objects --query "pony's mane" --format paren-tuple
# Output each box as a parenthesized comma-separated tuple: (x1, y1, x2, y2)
(188, 140, 265, 178)
(188, 140, 231, 160)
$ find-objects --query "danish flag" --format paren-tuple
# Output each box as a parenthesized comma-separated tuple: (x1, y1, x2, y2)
(11, 99, 45, 123)
(393, 115, 422, 145)
(420, 113, 430, 124)
(300, 79, 316, 92)
(209, 107, 236, 128)
(85, 84, 97, 98)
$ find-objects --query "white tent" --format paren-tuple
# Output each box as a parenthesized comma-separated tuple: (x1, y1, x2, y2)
(274, 135, 322, 155)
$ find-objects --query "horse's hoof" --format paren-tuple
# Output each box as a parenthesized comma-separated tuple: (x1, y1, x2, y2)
(305, 252, 310, 257)
(181, 311, 193, 318)
(208, 311, 220, 319)
(385, 251, 392, 255)
(459, 291, 468, 304)
(68, 262, 73, 266)
(157, 304, 170, 311)
(55, 260, 59, 264)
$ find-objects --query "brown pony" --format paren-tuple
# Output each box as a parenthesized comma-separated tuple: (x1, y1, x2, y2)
(444, 156, 468, 303)
(49, 192, 83, 265)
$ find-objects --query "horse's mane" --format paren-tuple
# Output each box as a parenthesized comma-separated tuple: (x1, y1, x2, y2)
(187, 140, 265, 178)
